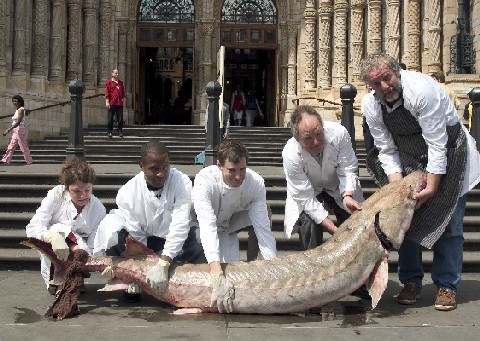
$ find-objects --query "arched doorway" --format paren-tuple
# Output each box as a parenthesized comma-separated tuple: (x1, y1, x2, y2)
(136, 0, 195, 125)
(220, 0, 278, 127)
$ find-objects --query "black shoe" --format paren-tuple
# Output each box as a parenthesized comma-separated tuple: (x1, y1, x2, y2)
(123, 291, 141, 303)
(107, 132, 112, 138)
(351, 284, 371, 300)
(119, 132, 123, 138)
(48, 284, 58, 296)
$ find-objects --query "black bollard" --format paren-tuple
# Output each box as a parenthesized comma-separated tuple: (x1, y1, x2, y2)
(66, 80, 86, 161)
(204, 81, 222, 167)
(469, 87, 480, 152)
(340, 84, 357, 152)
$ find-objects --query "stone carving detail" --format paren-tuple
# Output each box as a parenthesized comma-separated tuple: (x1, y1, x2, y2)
(406, 0, 421, 70)
(287, 24, 297, 94)
(31, 0, 48, 76)
(427, 0, 442, 72)
(83, 0, 97, 84)
(367, 0, 382, 54)
(0, 0, 5, 70)
(13, 0, 27, 73)
(317, 1, 333, 88)
(118, 23, 127, 83)
(386, 0, 400, 61)
(333, 1, 348, 86)
(304, 0, 316, 89)
(66, 0, 81, 81)
(49, 0, 64, 80)
(351, 0, 366, 83)
(99, 0, 112, 83)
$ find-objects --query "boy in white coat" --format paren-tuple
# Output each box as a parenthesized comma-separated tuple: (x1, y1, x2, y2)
(192, 140, 277, 313)
(93, 141, 204, 302)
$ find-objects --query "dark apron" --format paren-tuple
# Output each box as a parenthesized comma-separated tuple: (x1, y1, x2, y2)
(366, 104, 467, 248)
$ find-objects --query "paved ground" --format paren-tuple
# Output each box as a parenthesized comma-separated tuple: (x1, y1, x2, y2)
(1, 270, 479, 341)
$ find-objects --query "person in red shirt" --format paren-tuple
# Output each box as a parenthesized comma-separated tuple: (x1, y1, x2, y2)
(105, 69, 126, 138)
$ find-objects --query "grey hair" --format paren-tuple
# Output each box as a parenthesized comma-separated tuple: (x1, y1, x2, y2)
(360, 53, 401, 83)
(289, 105, 323, 137)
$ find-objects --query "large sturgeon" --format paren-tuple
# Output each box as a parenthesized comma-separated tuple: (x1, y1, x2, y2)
(23, 171, 425, 314)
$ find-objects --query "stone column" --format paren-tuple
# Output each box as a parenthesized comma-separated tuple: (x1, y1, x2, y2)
(332, 0, 348, 86)
(99, 0, 112, 84)
(386, 0, 401, 61)
(0, 0, 7, 74)
(287, 24, 297, 96)
(118, 23, 128, 85)
(317, 1, 333, 88)
(201, 22, 214, 90)
(351, 0, 366, 83)
(49, 0, 64, 80)
(66, 0, 81, 81)
(406, 0, 421, 71)
(12, 0, 27, 74)
(367, 0, 382, 54)
(427, 0, 442, 72)
(31, 0, 48, 76)
(303, 0, 316, 90)
(83, 0, 97, 85)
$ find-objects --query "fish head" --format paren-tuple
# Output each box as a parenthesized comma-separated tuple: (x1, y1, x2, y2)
(373, 171, 426, 249)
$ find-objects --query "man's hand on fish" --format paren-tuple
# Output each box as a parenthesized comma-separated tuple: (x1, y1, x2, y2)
(413, 173, 441, 209)
(146, 258, 171, 295)
(101, 266, 115, 279)
(342, 195, 362, 214)
(321, 218, 337, 235)
(210, 271, 235, 313)
(45, 231, 70, 261)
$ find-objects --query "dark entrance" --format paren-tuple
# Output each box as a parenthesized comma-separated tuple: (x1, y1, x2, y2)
(223, 48, 276, 127)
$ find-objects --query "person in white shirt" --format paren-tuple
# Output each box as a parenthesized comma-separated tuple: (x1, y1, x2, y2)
(361, 53, 480, 311)
(25, 158, 106, 294)
(192, 139, 277, 313)
(93, 141, 205, 302)
(283, 105, 364, 250)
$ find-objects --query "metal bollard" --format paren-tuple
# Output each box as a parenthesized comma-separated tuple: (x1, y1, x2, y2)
(469, 87, 480, 152)
(204, 81, 222, 167)
(340, 84, 357, 152)
(66, 80, 85, 161)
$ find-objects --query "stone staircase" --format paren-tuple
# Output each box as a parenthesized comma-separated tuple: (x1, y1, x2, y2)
(1, 125, 479, 272)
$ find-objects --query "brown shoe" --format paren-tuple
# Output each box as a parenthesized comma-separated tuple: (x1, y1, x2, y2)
(397, 282, 421, 305)
(435, 287, 457, 311)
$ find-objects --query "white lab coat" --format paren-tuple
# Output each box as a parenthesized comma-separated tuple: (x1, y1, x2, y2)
(93, 169, 192, 260)
(25, 185, 106, 286)
(363, 69, 480, 195)
(192, 165, 277, 263)
(282, 121, 364, 238)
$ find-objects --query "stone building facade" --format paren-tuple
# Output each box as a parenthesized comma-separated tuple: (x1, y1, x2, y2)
(0, 0, 479, 144)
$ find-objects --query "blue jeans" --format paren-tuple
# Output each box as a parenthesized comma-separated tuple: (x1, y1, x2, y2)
(398, 194, 467, 292)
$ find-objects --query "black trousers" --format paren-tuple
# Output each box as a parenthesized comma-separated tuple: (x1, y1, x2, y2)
(107, 105, 124, 133)
(296, 191, 350, 251)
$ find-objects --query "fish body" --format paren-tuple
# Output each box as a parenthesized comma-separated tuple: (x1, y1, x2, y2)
(23, 171, 425, 314)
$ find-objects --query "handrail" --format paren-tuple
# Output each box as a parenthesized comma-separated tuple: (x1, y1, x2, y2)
(0, 93, 104, 120)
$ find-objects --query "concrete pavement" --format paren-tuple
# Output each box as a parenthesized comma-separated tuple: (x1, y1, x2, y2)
(1, 270, 479, 341)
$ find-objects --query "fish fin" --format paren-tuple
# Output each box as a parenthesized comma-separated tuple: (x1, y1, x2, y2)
(172, 308, 205, 315)
(367, 256, 389, 309)
(22, 238, 68, 276)
(121, 236, 157, 257)
(98, 282, 129, 292)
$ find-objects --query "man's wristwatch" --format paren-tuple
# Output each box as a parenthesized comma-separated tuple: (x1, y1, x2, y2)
(342, 194, 353, 199)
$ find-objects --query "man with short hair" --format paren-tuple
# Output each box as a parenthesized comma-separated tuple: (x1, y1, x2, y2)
(105, 68, 126, 138)
(361, 52, 480, 311)
(93, 141, 205, 302)
(192, 139, 277, 313)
